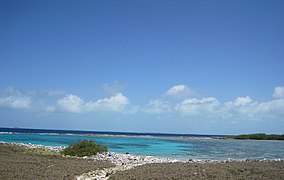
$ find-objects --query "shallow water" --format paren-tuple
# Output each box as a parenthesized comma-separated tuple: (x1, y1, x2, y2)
(1, 132, 284, 160)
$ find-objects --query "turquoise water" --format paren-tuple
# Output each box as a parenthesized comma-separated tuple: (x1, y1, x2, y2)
(1, 133, 284, 160)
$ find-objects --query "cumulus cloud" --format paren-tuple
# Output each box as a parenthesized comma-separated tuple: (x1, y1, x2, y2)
(1, 86, 284, 122)
(57, 94, 84, 113)
(223, 97, 256, 118)
(0, 87, 129, 113)
(144, 100, 172, 114)
(86, 93, 129, 112)
(56, 93, 129, 113)
(169, 86, 284, 120)
(165, 85, 197, 98)
(0, 95, 31, 109)
(255, 99, 284, 115)
(175, 97, 220, 115)
(223, 95, 284, 120)
(273, 86, 284, 99)
(233, 96, 253, 106)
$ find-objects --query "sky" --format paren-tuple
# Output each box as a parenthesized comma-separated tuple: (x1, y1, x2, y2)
(0, 0, 284, 135)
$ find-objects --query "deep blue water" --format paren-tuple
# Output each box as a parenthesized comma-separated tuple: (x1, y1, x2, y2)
(0, 127, 222, 138)
(1, 128, 284, 160)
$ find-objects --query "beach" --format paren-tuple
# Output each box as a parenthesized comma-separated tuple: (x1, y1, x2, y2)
(1, 143, 284, 180)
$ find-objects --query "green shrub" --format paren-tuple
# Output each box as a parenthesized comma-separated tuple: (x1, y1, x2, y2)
(231, 133, 284, 140)
(61, 139, 108, 157)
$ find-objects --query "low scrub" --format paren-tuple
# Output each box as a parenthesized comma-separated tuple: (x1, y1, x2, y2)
(231, 133, 284, 140)
(61, 139, 108, 157)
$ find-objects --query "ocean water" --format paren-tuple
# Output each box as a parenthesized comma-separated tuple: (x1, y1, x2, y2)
(0, 128, 284, 160)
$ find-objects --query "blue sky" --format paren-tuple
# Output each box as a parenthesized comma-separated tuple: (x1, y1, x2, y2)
(0, 0, 284, 134)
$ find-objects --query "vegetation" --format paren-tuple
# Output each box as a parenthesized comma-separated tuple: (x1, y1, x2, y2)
(4, 144, 60, 156)
(229, 133, 284, 140)
(23, 147, 60, 156)
(61, 139, 108, 157)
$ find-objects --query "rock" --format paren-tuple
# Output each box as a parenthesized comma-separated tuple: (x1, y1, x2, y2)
(76, 151, 182, 179)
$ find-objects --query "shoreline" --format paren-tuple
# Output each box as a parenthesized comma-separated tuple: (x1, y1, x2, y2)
(2, 141, 284, 163)
(1, 142, 284, 179)
(1, 141, 284, 163)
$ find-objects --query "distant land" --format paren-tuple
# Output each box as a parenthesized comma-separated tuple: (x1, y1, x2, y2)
(229, 133, 284, 140)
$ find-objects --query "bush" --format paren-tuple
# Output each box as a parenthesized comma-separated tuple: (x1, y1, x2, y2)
(61, 139, 108, 157)
(232, 133, 284, 140)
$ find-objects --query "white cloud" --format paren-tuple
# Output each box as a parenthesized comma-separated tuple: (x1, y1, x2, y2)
(175, 97, 220, 115)
(86, 93, 129, 112)
(255, 99, 284, 115)
(223, 95, 284, 120)
(233, 96, 253, 106)
(144, 100, 171, 114)
(1, 86, 284, 123)
(223, 97, 256, 118)
(57, 94, 84, 113)
(56, 93, 129, 113)
(165, 85, 197, 98)
(0, 95, 31, 109)
(273, 86, 284, 99)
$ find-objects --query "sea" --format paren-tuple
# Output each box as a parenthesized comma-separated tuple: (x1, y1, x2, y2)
(0, 127, 283, 161)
